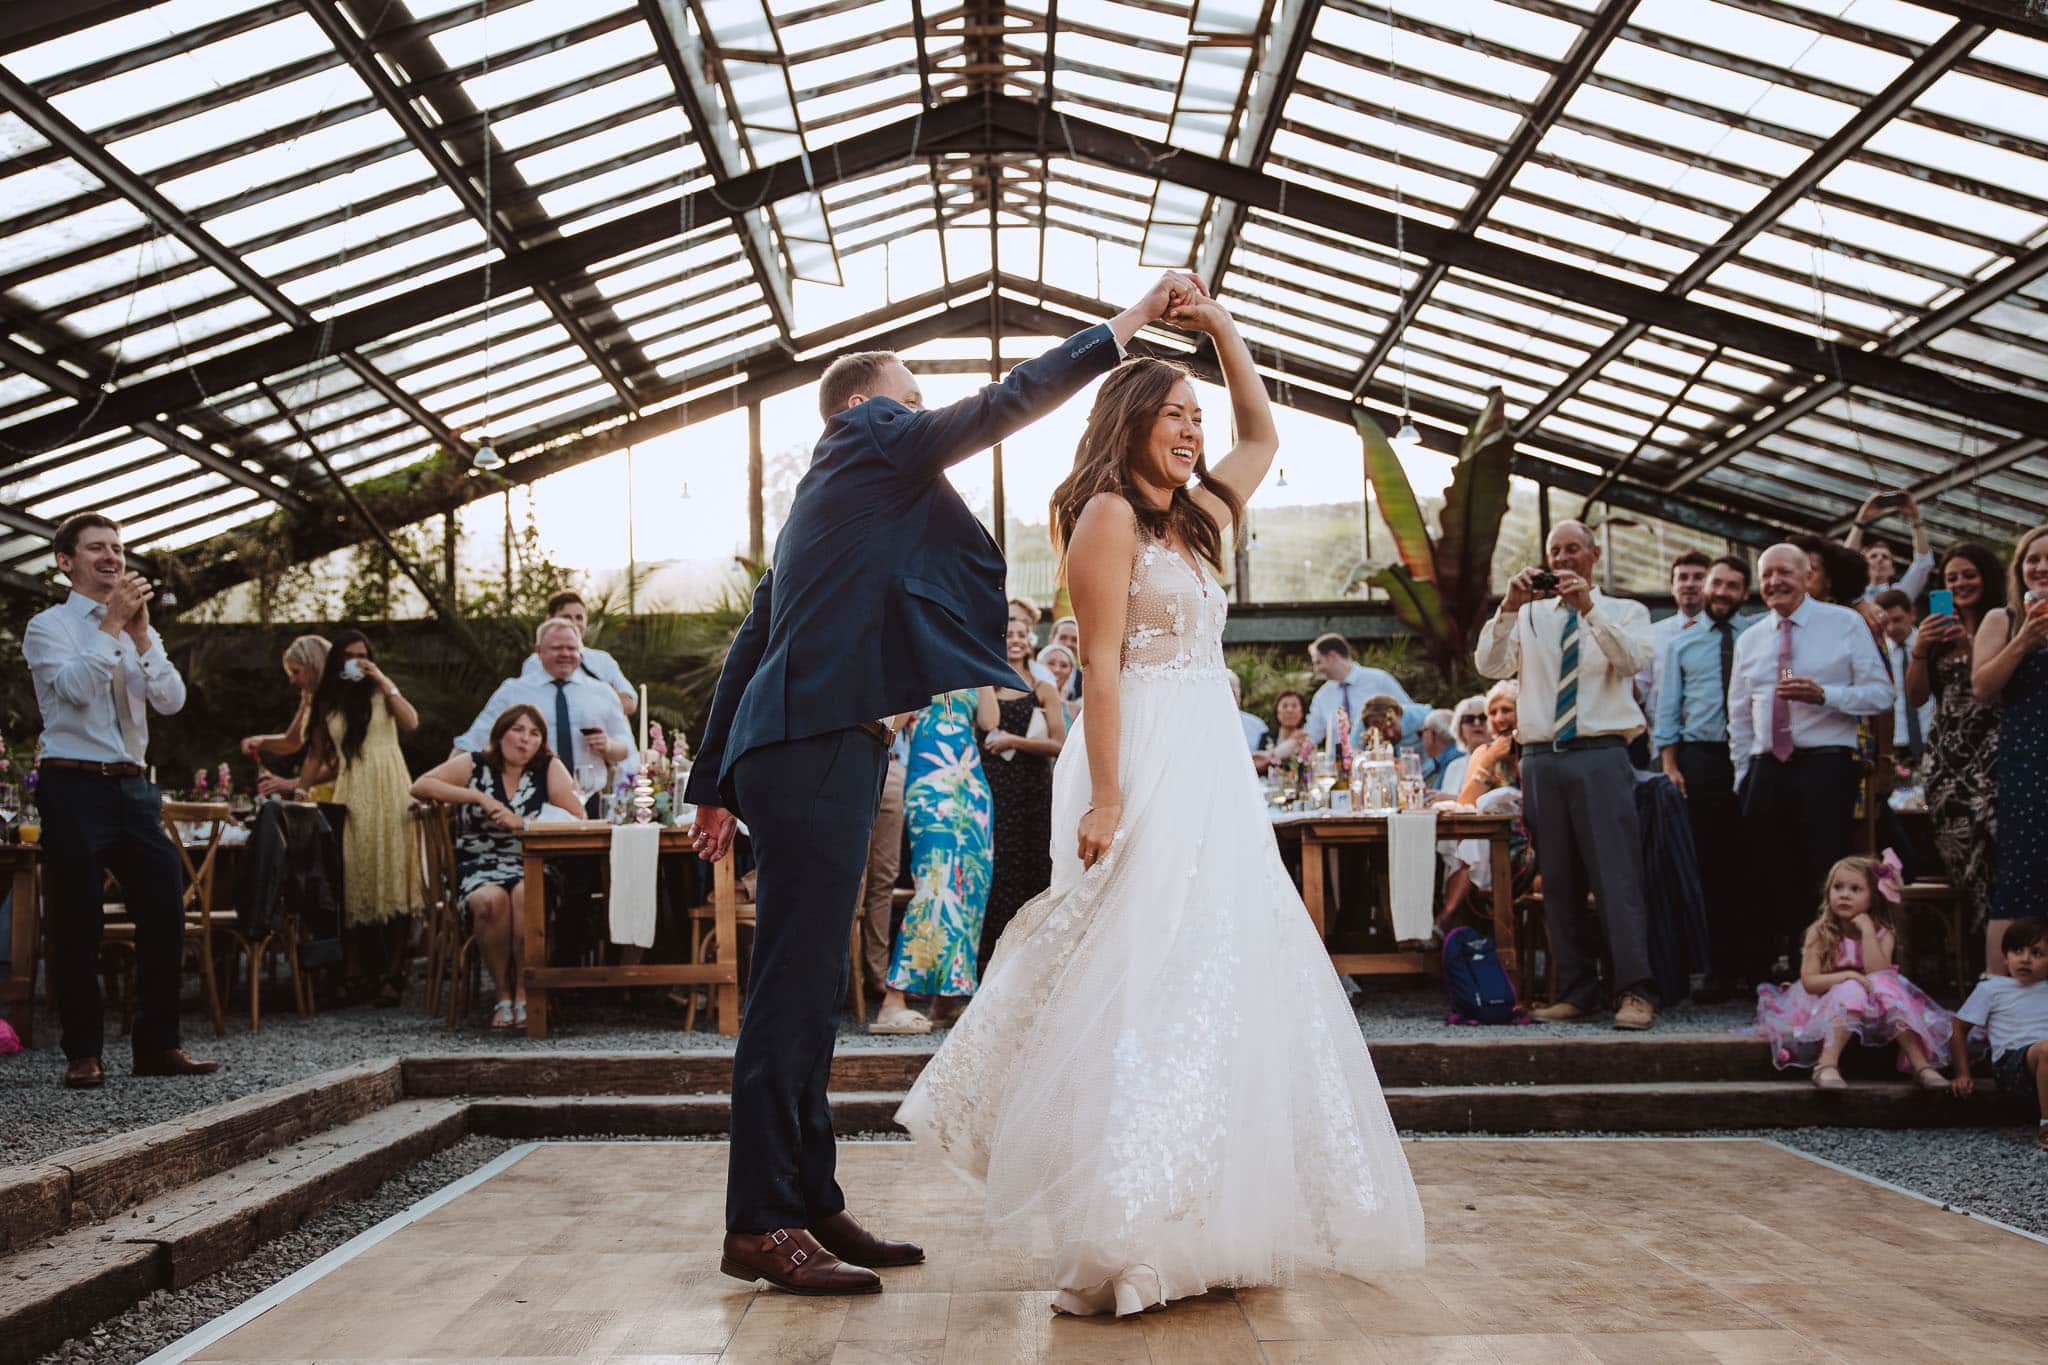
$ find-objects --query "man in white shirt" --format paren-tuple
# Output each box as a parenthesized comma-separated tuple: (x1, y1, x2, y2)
(518, 590, 635, 715)
(1845, 490, 1932, 603)
(22, 513, 218, 1089)
(457, 619, 636, 788)
(1476, 521, 1659, 1029)
(1872, 588, 1934, 762)
(1304, 633, 1426, 748)
(1729, 544, 1894, 978)
(1635, 551, 1711, 729)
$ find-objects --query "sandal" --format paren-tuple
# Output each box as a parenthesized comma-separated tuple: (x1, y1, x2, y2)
(489, 1000, 516, 1030)
(1812, 1065, 1846, 1091)
(514, 999, 528, 1027)
(871, 1008, 932, 1035)
(1916, 1066, 1949, 1091)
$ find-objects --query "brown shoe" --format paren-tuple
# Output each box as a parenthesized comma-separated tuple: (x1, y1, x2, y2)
(720, 1228, 881, 1295)
(1529, 1001, 1590, 1022)
(132, 1049, 221, 1078)
(64, 1057, 106, 1089)
(811, 1209, 925, 1268)
(1612, 994, 1656, 1031)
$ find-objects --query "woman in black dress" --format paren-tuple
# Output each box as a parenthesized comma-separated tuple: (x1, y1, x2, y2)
(976, 615, 1069, 972)
(1906, 544, 2001, 941)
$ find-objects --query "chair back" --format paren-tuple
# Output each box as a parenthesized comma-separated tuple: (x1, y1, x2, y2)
(161, 800, 231, 944)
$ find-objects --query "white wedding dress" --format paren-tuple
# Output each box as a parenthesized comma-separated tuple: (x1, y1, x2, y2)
(896, 527, 1425, 1316)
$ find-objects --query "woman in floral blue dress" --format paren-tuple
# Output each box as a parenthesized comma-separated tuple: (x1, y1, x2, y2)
(874, 689, 993, 1032)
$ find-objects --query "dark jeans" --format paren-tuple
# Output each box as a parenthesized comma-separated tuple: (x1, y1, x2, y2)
(1739, 748, 1858, 971)
(1671, 742, 1750, 982)
(39, 767, 187, 1061)
(726, 726, 888, 1233)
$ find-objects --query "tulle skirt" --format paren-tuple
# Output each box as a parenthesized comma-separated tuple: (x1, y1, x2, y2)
(1750, 969, 1954, 1072)
(896, 666, 1425, 1315)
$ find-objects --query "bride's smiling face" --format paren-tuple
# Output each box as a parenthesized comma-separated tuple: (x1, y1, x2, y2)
(1133, 379, 1202, 495)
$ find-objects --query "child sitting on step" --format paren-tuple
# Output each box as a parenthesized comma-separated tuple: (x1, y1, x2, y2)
(1751, 852, 1953, 1091)
(1949, 918, 2048, 1150)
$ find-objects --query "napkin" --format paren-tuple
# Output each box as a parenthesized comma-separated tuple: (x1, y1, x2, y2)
(1387, 809, 1438, 944)
(608, 822, 661, 948)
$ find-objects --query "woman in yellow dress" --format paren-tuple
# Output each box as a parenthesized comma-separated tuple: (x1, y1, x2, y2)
(260, 629, 422, 1003)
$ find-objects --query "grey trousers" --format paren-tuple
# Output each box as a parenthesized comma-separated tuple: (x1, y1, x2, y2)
(858, 756, 907, 997)
(1522, 743, 1654, 1009)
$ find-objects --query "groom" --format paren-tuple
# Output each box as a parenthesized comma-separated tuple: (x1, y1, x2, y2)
(688, 271, 1204, 1295)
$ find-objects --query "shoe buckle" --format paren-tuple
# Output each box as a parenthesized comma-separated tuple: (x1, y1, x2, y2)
(789, 1248, 808, 1266)
(768, 1229, 789, 1247)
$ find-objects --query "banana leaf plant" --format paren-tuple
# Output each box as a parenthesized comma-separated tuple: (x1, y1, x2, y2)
(1352, 390, 1512, 678)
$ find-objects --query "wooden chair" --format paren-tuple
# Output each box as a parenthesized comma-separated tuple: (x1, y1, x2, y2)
(412, 802, 482, 1028)
(1899, 879, 1969, 1000)
(681, 854, 748, 1032)
(103, 801, 230, 1038)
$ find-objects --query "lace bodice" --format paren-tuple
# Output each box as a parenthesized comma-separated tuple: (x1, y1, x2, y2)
(1121, 529, 1229, 681)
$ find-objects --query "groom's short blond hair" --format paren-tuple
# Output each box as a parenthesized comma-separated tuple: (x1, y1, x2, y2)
(818, 351, 899, 419)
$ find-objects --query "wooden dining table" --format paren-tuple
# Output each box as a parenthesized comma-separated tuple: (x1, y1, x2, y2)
(518, 821, 739, 1039)
(1272, 810, 1518, 976)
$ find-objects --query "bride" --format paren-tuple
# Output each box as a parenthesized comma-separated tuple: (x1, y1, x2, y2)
(896, 292, 1425, 1315)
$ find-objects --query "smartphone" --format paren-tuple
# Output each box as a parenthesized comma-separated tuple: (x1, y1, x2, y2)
(1927, 589, 1954, 618)
(1871, 490, 1909, 512)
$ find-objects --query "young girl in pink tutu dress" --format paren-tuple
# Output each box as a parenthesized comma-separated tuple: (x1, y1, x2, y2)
(1752, 851, 1953, 1091)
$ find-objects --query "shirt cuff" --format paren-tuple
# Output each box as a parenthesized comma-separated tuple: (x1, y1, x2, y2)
(88, 631, 120, 663)
(1111, 329, 1127, 360)
(138, 641, 170, 671)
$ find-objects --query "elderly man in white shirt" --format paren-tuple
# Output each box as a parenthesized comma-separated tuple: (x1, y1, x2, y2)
(1729, 543, 1894, 971)
(457, 619, 636, 800)
(1476, 520, 1659, 1030)
(22, 512, 218, 1089)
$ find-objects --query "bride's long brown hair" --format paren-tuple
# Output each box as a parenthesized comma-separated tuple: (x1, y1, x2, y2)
(1049, 357, 1244, 573)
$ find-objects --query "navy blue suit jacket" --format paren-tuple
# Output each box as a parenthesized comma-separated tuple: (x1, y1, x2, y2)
(685, 324, 1122, 816)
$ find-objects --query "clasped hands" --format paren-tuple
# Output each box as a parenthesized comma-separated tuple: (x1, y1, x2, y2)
(97, 572, 155, 644)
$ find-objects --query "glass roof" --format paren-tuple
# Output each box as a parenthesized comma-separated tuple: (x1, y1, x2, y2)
(3, 0, 2046, 596)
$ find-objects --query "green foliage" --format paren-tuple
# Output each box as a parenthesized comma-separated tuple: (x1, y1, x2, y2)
(1225, 636, 1462, 727)
(1353, 392, 1514, 683)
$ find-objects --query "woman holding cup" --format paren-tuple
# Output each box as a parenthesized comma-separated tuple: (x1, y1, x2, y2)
(1974, 526, 2048, 967)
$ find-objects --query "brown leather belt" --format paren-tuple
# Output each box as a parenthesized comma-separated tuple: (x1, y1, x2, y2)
(857, 720, 896, 747)
(40, 757, 146, 778)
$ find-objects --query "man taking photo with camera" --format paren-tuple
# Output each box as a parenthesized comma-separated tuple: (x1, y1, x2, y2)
(1476, 520, 1659, 1029)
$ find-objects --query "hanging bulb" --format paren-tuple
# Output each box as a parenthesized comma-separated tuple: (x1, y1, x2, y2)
(472, 442, 503, 471)
(679, 481, 692, 500)
(1392, 418, 1422, 452)
(1276, 466, 1288, 489)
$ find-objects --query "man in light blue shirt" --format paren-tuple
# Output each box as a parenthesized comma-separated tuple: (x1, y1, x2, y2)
(458, 618, 636, 779)
(1636, 552, 1711, 724)
(1652, 554, 1756, 999)
(520, 590, 636, 715)
(1846, 491, 1932, 604)
(22, 512, 216, 1087)
(1303, 633, 1426, 748)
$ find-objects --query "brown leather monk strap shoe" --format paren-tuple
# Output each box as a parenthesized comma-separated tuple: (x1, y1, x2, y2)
(132, 1049, 221, 1077)
(64, 1057, 106, 1089)
(810, 1209, 925, 1268)
(720, 1228, 881, 1296)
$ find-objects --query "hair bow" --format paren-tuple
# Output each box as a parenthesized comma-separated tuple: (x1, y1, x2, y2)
(1874, 848, 1905, 904)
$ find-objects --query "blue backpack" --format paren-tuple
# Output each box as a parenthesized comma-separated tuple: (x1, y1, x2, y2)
(1442, 926, 1526, 1026)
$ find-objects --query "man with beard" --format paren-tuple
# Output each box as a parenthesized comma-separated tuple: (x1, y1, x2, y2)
(1654, 554, 1758, 998)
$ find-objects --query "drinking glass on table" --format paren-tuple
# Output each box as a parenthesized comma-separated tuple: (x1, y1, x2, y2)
(0, 781, 17, 841)
(573, 762, 605, 818)
(1311, 752, 1338, 809)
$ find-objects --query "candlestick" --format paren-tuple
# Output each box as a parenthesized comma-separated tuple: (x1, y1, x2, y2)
(638, 683, 649, 754)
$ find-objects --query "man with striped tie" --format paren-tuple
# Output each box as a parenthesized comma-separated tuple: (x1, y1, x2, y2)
(1476, 521, 1659, 1029)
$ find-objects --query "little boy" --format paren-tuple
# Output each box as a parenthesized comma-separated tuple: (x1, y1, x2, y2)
(1951, 918, 2048, 1150)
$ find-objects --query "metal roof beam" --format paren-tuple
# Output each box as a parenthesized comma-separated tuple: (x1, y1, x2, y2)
(1508, 20, 1986, 441)
(1192, 0, 1323, 294)
(309, 0, 655, 413)
(0, 0, 158, 55)
(0, 100, 989, 464)
(1349, 0, 1640, 402)
(639, 0, 797, 348)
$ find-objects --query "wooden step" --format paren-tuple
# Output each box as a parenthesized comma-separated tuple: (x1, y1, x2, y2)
(0, 1099, 464, 1365)
(0, 1057, 403, 1252)
(461, 1079, 1986, 1141)
(403, 1036, 1856, 1099)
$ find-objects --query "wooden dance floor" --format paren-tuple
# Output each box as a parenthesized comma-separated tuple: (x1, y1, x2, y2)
(177, 1139, 2046, 1365)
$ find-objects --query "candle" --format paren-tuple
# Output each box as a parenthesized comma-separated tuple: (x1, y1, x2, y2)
(638, 683, 649, 754)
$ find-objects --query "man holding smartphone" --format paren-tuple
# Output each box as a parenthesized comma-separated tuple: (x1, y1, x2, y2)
(1846, 489, 1933, 603)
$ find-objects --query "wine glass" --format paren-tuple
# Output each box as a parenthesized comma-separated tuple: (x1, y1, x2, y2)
(574, 762, 604, 818)
(0, 781, 17, 840)
(1311, 752, 1338, 810)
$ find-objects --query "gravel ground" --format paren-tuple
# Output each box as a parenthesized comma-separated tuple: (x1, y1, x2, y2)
(1, 982, 1761, 1166)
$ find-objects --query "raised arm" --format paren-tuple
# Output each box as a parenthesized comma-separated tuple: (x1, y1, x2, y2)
(1176, 302, 1277, 532)
(410, 751, 481, 807)
(1066, 493, 1137, 871)
(1974, 605, 2045, 703)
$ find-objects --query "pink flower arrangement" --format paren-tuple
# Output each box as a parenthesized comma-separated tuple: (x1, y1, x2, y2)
(193, 767, 209, 793)
(216, 762, 232, 796)
(649, 721, 668, 759)
(0, 734, 9, 776)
